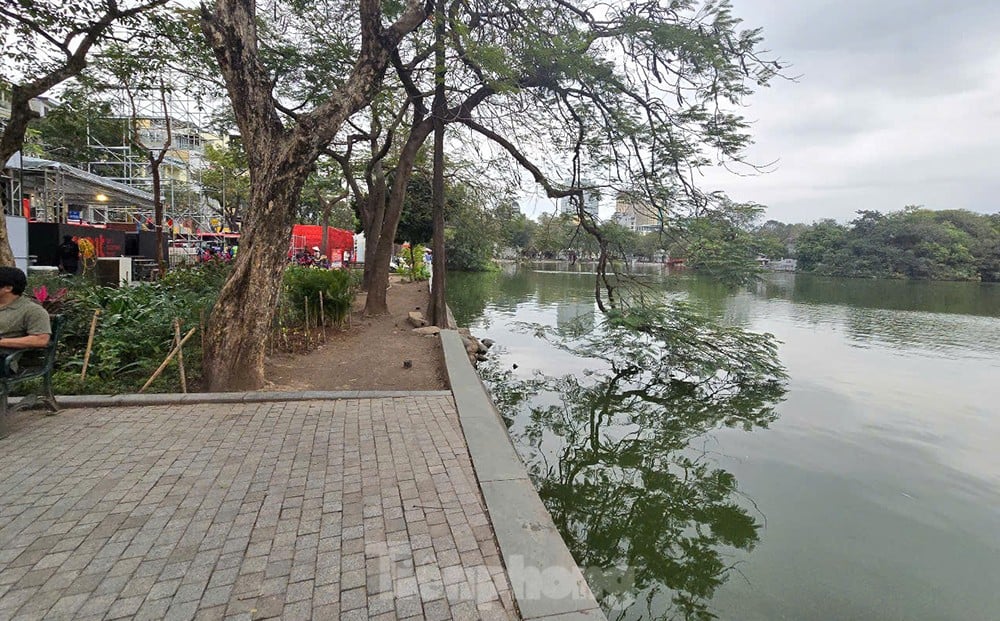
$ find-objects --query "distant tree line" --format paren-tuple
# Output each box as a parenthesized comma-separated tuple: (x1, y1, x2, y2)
(753, 207, 1000, 282)
(475, 204, 1000, 284)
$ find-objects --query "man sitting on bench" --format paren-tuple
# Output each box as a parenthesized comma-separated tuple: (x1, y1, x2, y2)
(0, 267, 51, 375)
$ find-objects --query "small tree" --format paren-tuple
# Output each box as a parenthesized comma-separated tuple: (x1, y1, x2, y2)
(201, 142, 251, 233)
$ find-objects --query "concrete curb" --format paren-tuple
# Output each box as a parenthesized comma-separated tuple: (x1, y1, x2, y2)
(11, 390, 453, 409)
(440, 330, 605, 621)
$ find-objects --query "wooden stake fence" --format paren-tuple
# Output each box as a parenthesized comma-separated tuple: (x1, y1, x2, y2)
(319, 294, 326, 342)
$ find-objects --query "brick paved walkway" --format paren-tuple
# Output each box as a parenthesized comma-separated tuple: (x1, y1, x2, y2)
(0, 396, 517, 620)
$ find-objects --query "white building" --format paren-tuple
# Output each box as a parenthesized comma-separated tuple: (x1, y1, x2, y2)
(555, 180, 600, 218)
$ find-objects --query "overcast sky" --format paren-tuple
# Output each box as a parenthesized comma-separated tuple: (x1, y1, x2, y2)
(522, 0, 1000, 224)
(711, 0, 1000, 224)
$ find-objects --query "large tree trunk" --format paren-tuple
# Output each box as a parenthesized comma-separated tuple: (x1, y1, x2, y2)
(362, 224, 380, 290)
(429, 127, 447, 325)
(202, 171, 304, 390)
(361, 160, 387, 291)
(429, 123, 446, 325)
(361, 83, 493, 314)
(320, 193, 330, 255)
(0, 89, 40, 267)
(363, 120, 432, 314)
(200, 0, 429, 389)
(363, 225, 396, 315)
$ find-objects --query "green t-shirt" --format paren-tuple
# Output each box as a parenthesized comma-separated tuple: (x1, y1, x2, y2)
(0, 296, 51, 341)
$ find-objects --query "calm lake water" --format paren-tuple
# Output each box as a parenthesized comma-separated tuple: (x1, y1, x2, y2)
(447, 264, 1000, 621)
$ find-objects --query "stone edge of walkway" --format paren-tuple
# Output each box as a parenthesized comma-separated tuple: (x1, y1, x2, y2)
(11, 390, 454, 409)
(440, 330, 605, 621)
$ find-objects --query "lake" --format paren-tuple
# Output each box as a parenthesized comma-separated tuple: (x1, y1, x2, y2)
(447, 264, 1000, 621)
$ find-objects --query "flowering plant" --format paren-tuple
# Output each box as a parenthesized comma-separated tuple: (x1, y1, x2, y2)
(31, 285, 69, 313)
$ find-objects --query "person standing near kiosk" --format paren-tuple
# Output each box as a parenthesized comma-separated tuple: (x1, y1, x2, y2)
(58, 235, 80, 275)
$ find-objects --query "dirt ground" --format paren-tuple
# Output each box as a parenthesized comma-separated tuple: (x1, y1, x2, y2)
(264, 276, 449, 392)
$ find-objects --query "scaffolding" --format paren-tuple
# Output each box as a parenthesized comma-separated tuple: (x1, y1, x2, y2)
(84, 80, 222, 234)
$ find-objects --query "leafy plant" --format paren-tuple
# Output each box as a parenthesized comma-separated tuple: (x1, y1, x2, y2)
(394, 244, 430, 282)
(16, 263, 234, 394)
(29, 284, 69, 313)
(282, 265, 356, 326)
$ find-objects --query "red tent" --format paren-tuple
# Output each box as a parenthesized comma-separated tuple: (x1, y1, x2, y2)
(291, 224, 355, 262)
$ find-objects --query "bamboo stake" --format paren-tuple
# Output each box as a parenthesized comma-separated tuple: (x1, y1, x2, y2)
(139, 327, 197, 393)
(173, 318, 187, 393)
(80, 309, 101, 381)
(304, 298, 311, 347)
(318, 293, 326, 342)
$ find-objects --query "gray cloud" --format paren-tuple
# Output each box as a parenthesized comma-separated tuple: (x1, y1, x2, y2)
(708, 0, 1000, 222)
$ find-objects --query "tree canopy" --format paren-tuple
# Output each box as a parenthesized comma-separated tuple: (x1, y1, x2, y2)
(772, 207, 1000, 282)
(2, 0, 785, 389)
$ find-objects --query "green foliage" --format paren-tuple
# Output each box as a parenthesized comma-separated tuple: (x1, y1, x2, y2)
(600, 221, 642, 260)
(531, 213, 578, 259)
(788, 208, 1000, 281)
(497, 205, 535, 255)
(18, 263, 233, 394)
(24, 88, 122, 165)
(299, 160, 355, 230)
(394, 245, 430, 282)
(793, 219, 847, 271)
(396, 175, 434, 245)
(755, 220, 809, 257)
(679, 200, 766, 286)
(201, 142, 251, 231)
(445, 184, 498, 272)
(26, 261, 360, 394)
(282, 266, 356, 326)
(158, 260, 233, 293)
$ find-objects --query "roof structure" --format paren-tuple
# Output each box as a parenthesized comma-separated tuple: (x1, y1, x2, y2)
(5, 153, 155, 207)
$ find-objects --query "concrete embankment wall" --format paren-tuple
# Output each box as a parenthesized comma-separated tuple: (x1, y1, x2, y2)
(440, 330, 605, 620)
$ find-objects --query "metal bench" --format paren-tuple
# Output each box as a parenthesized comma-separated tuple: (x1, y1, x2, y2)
(0, 314, 65, 418)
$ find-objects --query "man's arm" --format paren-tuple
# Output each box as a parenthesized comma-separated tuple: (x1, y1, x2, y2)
(0, 334, 50, 349)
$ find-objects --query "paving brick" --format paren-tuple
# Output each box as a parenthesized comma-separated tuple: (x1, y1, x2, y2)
(0, 398, 518, 620)
(193, 604, 227, 621)
(253, 594, 283, 618)
(201, 585, 233, 608)
(105, 594, 144, 619)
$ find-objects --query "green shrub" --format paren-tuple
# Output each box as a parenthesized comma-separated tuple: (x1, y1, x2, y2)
(282, 266, 355, 326)
(395, 244, 430, 281)
(18, 263, 231, 394)
(159, 260, 232, 294)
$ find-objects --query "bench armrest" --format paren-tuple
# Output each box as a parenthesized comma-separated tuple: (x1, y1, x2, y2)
(1, 347, 48, 377)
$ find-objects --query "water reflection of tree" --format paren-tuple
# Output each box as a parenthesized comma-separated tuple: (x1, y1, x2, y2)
(486, 305, 786, 620)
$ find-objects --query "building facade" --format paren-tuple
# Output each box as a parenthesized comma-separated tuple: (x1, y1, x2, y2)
(613, 193, 664, 232)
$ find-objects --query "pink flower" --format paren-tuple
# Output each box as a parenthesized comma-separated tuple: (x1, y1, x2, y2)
(31, 286, 68, 310)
